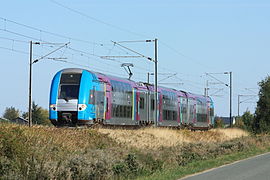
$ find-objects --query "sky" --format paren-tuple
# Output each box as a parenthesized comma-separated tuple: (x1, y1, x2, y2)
(1, 0, 269, 117)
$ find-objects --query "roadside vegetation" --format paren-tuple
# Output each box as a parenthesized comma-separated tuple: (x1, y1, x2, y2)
(1, 76, 270, 179)
(1, 123, 270, 180)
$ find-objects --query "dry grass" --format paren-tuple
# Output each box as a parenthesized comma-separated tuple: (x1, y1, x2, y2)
(2, 124, 248, 151)
(211, 128, 249, 139)
(98, 128, 186, 149)
(98, 127, 249, 150)
(0, 124, 116, 152)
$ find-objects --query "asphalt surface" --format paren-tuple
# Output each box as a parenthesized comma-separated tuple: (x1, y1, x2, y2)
(181, 152, 270, 180)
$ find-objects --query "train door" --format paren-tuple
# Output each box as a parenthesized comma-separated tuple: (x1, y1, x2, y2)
(178, 96, 181, 125)
(193, 101, 196, 124)
(105, 83, 111, 120)
(139, 91, 147, 122)
(149, 92, 155, 124)
(207, 102, 210, 125)
(95, 83, 105, 122)
(188, 98, 195, 125)
(181, 97, 188, 125)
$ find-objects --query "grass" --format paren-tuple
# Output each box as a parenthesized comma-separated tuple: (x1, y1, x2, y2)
(0, 123, 269, 180)
(137, 147, 270, 180)
(98, 127, 248, 150)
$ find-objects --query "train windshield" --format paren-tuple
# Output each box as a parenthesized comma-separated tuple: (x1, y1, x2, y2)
(58, 73, 82, 100)
(59, 85, 80, 100)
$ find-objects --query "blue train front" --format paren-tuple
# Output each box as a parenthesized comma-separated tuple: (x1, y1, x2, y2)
(49, 68, 101, 126)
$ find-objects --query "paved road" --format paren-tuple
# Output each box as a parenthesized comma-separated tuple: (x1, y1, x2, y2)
(181, 152, 270, 180)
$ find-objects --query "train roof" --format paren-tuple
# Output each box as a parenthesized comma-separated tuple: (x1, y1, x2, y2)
(59, 68, 212, 101)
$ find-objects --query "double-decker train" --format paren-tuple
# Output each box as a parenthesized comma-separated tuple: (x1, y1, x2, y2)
(49, 68, 214, 129)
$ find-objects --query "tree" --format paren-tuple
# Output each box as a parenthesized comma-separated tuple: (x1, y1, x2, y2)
(235, 111, 254, 132)
(3, 106, 20, 120)
(254, 76, 270, 133)
(23, 102, 50, 125)
(242, 111, 254, 132)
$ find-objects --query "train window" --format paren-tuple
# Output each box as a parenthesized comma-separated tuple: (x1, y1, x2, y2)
(173, 111, 177, 121)
(139, 97, 145, 109)
(112, 104, 116, 117)
(126, 106, 132, 118)
(106, 98, 109, 112)
(125, 106, 129, 118)
(60, 73, 81, 84)
(89, 89, 95, 104)
(210, 108, 214, 116)
(116, 105, 120, 117)
(110, 80, 132, 93)
(121, 106, 125, 117)
(169, 110, 172, 120)
(119, 106, 123, 117)
(59, 85, 79, 100)
(163, 110, 166, 120)
(151, 99, 155, 110)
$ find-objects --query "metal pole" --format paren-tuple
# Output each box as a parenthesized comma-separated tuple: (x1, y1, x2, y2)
(204, 80, 209, 96)
(238, 95, 240, 117)
(28, 41, 33, 127)
(154, 38, 158, 127)
(147, 72, 150, 123)
(230, 71, 232, 127)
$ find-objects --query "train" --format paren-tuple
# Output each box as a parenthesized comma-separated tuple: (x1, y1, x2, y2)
(49, 68, 214, 129)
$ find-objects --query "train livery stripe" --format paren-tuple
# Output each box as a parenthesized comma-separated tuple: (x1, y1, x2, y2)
(49, 70, 62, 120)
(132, 88, 135, 121)
(103, 84, 106, 119)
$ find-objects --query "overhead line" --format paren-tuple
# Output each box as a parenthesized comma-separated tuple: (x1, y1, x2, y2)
(50, 0, 150, 39)
(0, 17, 106, 46)
(0, 28, 42, 42)
(0, 17, 216, 91)
(0, 46, 28, 55)
(159, 40, 214, 69)
(0, 36, 28, 43)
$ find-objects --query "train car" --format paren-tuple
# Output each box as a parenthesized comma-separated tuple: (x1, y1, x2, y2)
(49, 68, 214, 129)
(158, 87, 179, 127)
(49, 68, 102, 126)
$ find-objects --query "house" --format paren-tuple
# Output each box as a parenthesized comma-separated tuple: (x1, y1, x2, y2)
(0, 117, 10, 123)
(11, 117, 28, 125)
(215, 116, 236, 127)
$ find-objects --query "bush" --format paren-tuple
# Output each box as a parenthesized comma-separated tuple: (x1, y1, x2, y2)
(113, 154, 140, 178)
(214, 117, 224, 128)
(234, 111, 254, 132)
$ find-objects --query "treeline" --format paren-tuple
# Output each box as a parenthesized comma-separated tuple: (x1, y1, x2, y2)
(235, 76, 270, 134)
(2, 102, 50, 125)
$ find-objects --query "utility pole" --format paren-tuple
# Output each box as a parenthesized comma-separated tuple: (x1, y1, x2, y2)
(204, 80, 209, 96)
(28, 41, 40, 127)
(205, 72, 233, 126)
(107, 39, 158, 126)
(230, 71, 232, 127)
(28, 41, 69, 127)
(238, 95, 241, 117)
(147, 72, 154, 123)
(154, 38, 158, 127)
(28, 41, 33, 127)
(223, 72, 233, 127)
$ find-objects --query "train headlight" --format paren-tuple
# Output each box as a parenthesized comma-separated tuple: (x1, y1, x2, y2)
(78, 104, 87, 111)
(50, 104, 57, 111)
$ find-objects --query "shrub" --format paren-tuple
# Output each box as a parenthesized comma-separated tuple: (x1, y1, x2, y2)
(214, 117, 224, 128)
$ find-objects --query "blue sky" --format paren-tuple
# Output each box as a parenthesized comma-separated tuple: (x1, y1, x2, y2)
(1, 0, 269, 117)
